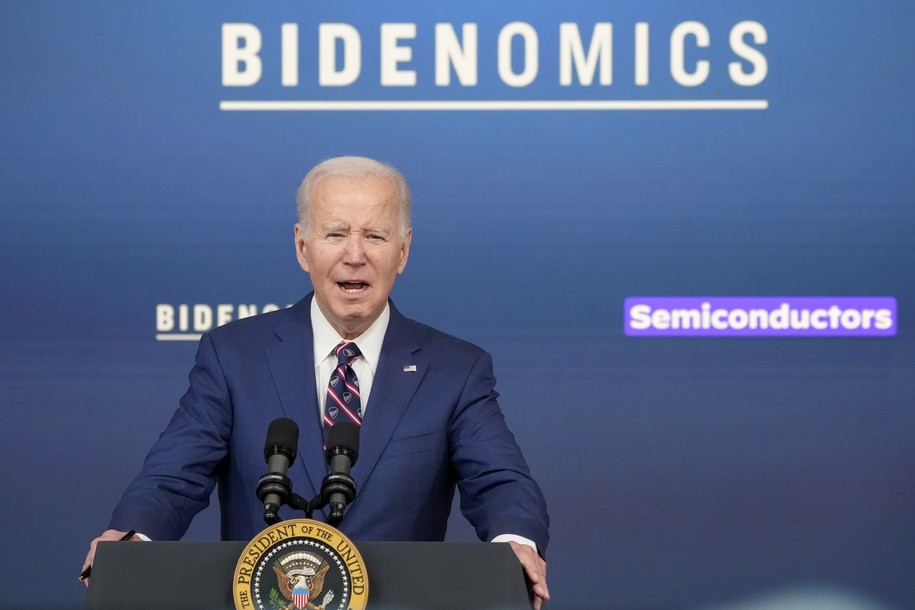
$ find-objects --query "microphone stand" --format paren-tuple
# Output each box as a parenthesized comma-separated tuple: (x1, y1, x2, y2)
(257, 471, 356, 524)
(287, 491, 325, 521)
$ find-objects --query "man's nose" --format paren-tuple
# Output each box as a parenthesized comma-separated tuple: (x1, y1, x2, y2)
(342, 235, 366, 263)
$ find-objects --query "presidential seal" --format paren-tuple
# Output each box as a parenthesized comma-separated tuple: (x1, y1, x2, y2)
(233, 519, 368, 610)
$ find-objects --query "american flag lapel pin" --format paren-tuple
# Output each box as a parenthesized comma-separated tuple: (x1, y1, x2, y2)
(403, 365, 417, 372)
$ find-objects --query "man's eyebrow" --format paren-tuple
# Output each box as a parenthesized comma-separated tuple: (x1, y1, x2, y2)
(318, 223, 392, 235)
(365, 226, 392, 234)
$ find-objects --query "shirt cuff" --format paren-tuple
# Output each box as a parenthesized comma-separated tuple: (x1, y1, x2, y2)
(490, 534, 537, 553)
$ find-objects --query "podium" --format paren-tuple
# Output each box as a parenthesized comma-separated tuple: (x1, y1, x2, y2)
(84, 540, 533, 610)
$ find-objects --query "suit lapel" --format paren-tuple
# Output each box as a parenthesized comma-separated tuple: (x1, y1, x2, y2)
(352, 304, 428, 494)
(265, 295, 326, 499)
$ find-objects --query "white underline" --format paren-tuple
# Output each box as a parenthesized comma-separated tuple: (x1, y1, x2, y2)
(156, 333, 203, 342)
(219, 99, 768, 112)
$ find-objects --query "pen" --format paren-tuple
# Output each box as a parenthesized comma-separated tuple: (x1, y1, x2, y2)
(78, 529, 136, 582)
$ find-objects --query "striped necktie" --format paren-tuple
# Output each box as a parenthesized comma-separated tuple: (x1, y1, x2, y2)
(323, 341, 362, 443)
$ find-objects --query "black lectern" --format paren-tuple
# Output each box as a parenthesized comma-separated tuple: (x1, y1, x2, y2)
(84, 541, 532, 610)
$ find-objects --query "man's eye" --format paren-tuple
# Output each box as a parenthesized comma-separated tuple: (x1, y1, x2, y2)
(367, 233, 385, 241)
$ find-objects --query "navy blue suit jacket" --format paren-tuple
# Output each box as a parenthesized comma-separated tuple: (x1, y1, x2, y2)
(110, 295, 549, 553)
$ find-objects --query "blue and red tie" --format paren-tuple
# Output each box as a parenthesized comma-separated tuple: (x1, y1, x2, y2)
(323, 342, 362, 444)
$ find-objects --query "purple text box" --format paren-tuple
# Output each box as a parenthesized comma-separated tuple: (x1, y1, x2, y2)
(624, 296, 897, 337)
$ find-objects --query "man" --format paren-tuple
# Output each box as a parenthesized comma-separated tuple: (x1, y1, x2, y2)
(84, 156, 550, 607)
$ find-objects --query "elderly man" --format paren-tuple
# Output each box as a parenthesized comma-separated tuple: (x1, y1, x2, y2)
(84, 156, 550, 607)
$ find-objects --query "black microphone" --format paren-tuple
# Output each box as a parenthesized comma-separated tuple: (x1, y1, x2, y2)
(256, 418, 299, 525)
(323, 421, 360, 524)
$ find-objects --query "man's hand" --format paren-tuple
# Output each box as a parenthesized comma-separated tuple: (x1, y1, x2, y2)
(508, 540, 550, 609)
(81, 529, 139, 586)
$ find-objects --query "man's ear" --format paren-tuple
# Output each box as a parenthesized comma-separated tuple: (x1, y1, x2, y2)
(294, 223, 310, 273)
(397, 228, 412, 274)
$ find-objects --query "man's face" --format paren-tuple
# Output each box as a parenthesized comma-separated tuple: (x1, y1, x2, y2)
(295, 174, 411, 339)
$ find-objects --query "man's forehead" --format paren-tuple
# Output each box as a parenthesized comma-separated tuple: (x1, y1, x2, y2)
(314, 180, 396, 207)
(313, 202, 395, 222)
(312, 182, 397, 217)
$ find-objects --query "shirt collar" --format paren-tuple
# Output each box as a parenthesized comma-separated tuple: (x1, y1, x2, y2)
(310, 297, 389, 375)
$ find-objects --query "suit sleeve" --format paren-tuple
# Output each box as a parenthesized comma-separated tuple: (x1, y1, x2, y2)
(108, 333, 233, 540)
(448, 351, 550, 554)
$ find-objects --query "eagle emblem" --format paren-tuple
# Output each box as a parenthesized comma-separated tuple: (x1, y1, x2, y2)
(272, 552, 334, 610)
(233, 519, 368, 610)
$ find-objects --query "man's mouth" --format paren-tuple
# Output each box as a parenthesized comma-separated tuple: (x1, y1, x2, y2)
(338, 281, 369, 293)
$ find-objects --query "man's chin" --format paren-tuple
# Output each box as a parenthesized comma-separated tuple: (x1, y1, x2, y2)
(328, 304, 382, 337)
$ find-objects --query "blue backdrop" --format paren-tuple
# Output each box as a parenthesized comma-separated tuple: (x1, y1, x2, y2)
(2, 1, 913, 609)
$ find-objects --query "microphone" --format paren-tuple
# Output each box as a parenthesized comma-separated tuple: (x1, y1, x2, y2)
(256, 418, 299, 525)
(323, 422, 360, 524)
